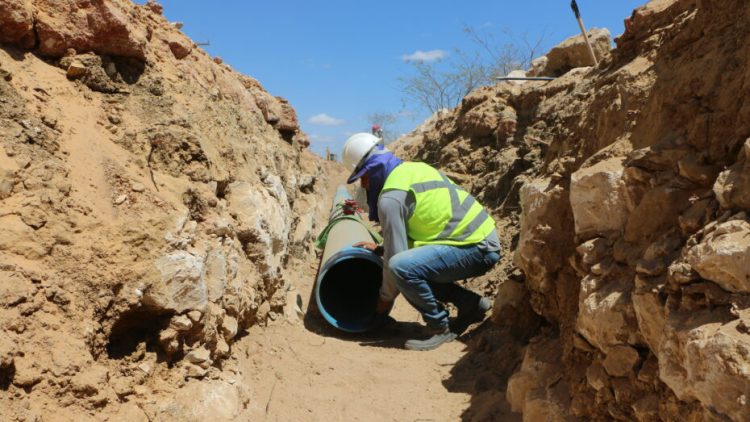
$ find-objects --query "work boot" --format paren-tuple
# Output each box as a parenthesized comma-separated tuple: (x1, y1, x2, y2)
(452, 296, 492, 335)
(404, 325, 457, 351)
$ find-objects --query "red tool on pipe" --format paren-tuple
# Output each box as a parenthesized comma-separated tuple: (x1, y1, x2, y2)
(342, 199, 363, 215)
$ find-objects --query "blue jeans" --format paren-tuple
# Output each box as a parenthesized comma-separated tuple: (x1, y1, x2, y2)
(388, 244, 500, 329)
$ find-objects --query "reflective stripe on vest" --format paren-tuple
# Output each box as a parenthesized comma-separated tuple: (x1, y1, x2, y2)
(381, 162, 495, 246)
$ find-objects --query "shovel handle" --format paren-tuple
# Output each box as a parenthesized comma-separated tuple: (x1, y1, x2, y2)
(570, 0, 598, 67)
(571, 0, 581, 19)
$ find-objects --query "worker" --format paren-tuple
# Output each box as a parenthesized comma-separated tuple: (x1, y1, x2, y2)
(342, 133, 500, 351)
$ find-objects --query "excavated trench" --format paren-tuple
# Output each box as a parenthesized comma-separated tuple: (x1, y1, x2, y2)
(2, 0, 750, 420)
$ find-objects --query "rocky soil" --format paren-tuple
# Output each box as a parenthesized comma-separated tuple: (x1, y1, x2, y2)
(394, 0, 750, 420)
(0, 0, 330, 419)
(3, 0, 750, 421)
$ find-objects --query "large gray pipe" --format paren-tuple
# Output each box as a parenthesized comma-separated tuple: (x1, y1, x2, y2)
(314, 186, 383, 332)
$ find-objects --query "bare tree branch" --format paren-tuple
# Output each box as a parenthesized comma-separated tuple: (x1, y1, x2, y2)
(367, 111, 400, 143)
(399, 26, 548, 114)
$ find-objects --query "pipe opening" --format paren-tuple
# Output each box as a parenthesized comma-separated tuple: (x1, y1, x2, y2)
(317, 255, 381, 332)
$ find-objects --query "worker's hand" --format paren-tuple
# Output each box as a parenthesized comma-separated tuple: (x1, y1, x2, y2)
(353, 241, 378, 251)
(376, 298, 393, 314)
(354, 241, 383, 256)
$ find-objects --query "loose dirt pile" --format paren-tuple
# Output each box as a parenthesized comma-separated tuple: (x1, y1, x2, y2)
(393, 0, 750, 420)
(0, 0, 332, 419)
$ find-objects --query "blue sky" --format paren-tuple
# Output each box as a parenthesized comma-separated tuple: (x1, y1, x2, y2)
(149, 1, 646, 157)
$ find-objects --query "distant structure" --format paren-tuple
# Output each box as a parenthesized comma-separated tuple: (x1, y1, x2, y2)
(324, 147, 337, 161)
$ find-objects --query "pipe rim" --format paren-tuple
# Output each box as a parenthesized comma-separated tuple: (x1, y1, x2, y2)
(315, 246, 383, 333)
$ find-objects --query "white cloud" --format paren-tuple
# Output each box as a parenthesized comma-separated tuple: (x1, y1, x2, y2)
(401, 49, 447, 62)
(310, 133, 336, 144)
(308, 113, 345, 126)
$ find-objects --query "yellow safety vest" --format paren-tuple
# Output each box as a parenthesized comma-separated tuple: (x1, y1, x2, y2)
(381, 162, 496, 247)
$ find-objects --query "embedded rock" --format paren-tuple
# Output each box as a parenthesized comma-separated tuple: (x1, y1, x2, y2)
(491, 280, 529, 323)
(516, 180, 571, 294)
(623, 186, 692, 245)
(243, 81, 304, 142)
(491, 280, 543, 340)
(159, 381, 242, 421)
(185, 347, 210, 365)
(602, 345, 640, 377)
(713, 142, 750, 210)
(658, 310, 750, 421)
(220, 316, 238, 340)
(227, 179, 292, 279)
(65, 60, 87, 79)
(275, 97, 299, 133)
(529, 28, 611, 77)
(0, 145, 19, 187)
(70, 365, 109, 397)
(204, 246, 231, 302)
(528, 56, 548, 78)
(506, 336, 571, 420)
(677, 155, 719, 187)
(0, 271, 35, 307)
(145, 251, 208, 313)
(686, 219, 750, 293)
(515, 178, 576, 322)
(12, 356, 42, 387)
(0, 214, 52, 259)
(291, 211, 315, 245)
(586, 362, 609, 391)
(215, 338, 230, 357)
(632, 276, 668, 354)
(166, 34, 192, 59)
(170, 315, 193, 332)
(521, 387, 572, 422)
(458, 87, 516, 138)
(0, 170, 15, 199)
(0, 0, 35, 47)
(576, 274, 641, 352)
(34, 0, 148, 59)
(112, 404, 150, 422)
(184, 362, 208, 379)
(570, 157, 632, 239)
(253, 89, 283, 125)
(577, 238, 610, 267)
(145, 0, 163, 15)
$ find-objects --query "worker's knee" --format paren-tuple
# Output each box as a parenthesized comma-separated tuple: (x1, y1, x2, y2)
(484, 250, 500, 268)
(387, 252, 417, 283)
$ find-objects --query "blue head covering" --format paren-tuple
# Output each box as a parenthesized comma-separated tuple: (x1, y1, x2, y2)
(347, 145, 402, 222)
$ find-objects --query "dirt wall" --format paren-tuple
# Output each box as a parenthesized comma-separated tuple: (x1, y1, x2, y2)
(394, 0, 750, 420)
(0, 0, 333, 419)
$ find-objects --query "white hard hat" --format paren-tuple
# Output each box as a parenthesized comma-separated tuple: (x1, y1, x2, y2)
(341, 133, 379, 182)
